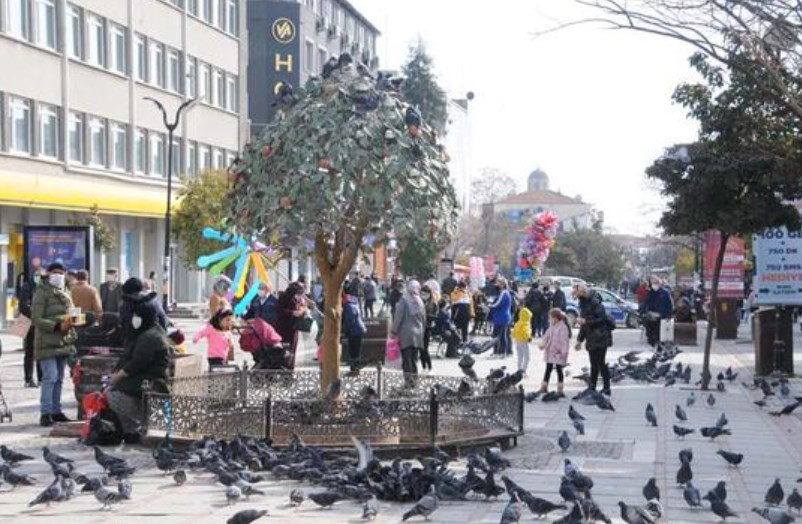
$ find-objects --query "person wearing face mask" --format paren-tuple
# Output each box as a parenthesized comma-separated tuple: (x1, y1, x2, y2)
(208, 275, 232, 318)
(120, 277, 169, 347)
(643, 276, 674, 347)
(31, 262, 77, 427)
(99, 268, 123, 314)
(574, 283, 613, 396)
(244, 282, 279, 327)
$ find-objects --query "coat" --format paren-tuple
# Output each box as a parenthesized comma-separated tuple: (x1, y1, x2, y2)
(391, 295, 425, 349)
(114, 325, 170, 398)
(99, 281, 123, 313)
(511, 307, 533, 343)
(362, 279, 377, 301)
(540, 320, 570, 365)
(552, 288, 567, 311)
(577, 291, 611, 351)
(342, 296, 366, 338)
(489, 290, 513, 327)
(31, 282, 77, 361)
(71, 281, 103, 320)
(244, 294, 279, 326)
(208, 293, 231, 317)
(645, 287, 674, 319)
(450, 288, 474, 323)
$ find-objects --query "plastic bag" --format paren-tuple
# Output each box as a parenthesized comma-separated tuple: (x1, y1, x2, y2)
(659, 319, 674, 342)
(386, 337, 401, 361)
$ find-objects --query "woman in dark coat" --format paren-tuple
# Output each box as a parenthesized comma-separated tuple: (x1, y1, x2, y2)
(275, 282, 308, 369)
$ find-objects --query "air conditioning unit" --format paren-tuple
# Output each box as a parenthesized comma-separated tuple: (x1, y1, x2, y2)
(327, 23, 338, 39)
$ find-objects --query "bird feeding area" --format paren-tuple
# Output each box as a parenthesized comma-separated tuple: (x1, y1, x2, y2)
(143, 366, 525, 450)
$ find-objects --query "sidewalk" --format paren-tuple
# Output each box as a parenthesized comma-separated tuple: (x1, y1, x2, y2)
(0, 326, 800, 523)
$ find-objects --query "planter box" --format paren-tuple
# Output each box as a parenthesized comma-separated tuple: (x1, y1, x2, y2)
(674, 322, 698, 346)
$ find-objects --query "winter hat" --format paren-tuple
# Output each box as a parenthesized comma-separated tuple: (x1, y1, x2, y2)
(122, 277, 144, 295)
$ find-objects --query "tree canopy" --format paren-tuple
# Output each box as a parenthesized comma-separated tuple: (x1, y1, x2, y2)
(401, 40, 449, 134)
(470, 167, 519, 208)
(172, 170, 229, 269)
(548, 228, 624, 287)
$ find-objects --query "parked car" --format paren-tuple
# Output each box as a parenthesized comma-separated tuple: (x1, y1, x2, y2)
(565, 287, 640, 329)
(535, 275, 587, 289)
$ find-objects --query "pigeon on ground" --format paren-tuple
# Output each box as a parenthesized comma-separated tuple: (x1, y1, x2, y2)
(59, 476, 75, 501)
(487, 367, 506, 381)
(289, 488, 305, 506)
(558, 431, 571, 453)
(770, 401, 801, 417)
(676, 461, 692, 485)
(761, 380, 775, 397)
(43, 446, 73, 465)
(678, 448, 693, 464)
(643, 478, 660, 501)
(559, 478, 581, 503)
(402, 485, 438, 521)
(309, 491, 341, 508)
(362, 495, 379, 520)
(173, 470, 187, 485)
(118, 479, 132, 500)
(717, 382, 727, 392)
(1, 445, 34, 466)
(227, 509, 268, 524)
(716, 450, 743, 467)
(568, 405, 586, 421)
(700, 426, 731, 439)
(780, 382, 791, 398)
(485, 448, 511, 471)
(766, 478, 785, 506)
(645, 403, 657, 427)
(28, 477, 63, 507)
(524, 391, 540, 403)
(500, 476, 567, 518)
(715, 412, 729, 429)
(687, 392, 696, 407)
(707, 394, 716, 407)
(673, 425, 695, 439)
(703, 493, 738, 520)
(0, 464, 36, 487)
(724, 367, 738, 381)
(683, 482, 702, 507)
(94, 485, 125, 510)
(787, 488, 802, 514)
(500, 493, 523, 524)
(226, 485, 242, 505)
(752, 507, 796, 524)
(676, 405, 688, 422)
(93, 446, 127, 469)
(709, 481, 727, 502)
(572, 418, 585, 435)
(618, 501, 657, 524)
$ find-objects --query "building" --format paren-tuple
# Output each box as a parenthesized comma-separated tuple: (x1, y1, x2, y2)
(445, 97, 472, 214)
(494, 169, 594, 231)
(0, 0, 249, 321)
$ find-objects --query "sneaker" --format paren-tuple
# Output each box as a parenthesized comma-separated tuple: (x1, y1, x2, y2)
(51, 413, 72, 423)
(40, 415, 53, 427)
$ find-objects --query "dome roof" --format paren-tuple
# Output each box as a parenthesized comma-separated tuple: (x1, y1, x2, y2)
(527, 168, 549, 191)
(528, 168, 549, 181)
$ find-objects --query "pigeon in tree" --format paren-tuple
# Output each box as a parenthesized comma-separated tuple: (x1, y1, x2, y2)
(309, 491, 341, 508)
(173, 469, 187, 486)
(703, 493, 739, 520)
(321, 57, 339, 78)
(766, 478, 785, 506)
(643, 478, 660, 501)
(43, 446, 73, 465)
(676, 461, 693, 486)
(362, 495, 379, 520)
(28, 477, 64, 507)
(500, 492, 523, 524)
(227, 509, 268, 524)
(558, 431, 571, 453)
(572, 417, 585, 435)
(618, 501, 657, 524)
(716, 450, 743, 467)
(289, 488, 305, 506)
(1, 445, 34, 466)
(568, 405, 586, 422)
(676, 405, 688, 422)
(226, 485, 242, 505)
(404, 106, 422, 129)
(673, 425, 695, 439)
(707, 394, 716, 407)
(94, 485, 125, 511)
(402, 485, 438, 521)
(700, 426, 731, 440)
(752, 507, 796, 524)
(787, 488, 802, 514)
(683, 482, 702, 507)
(687, 392, 696, 407)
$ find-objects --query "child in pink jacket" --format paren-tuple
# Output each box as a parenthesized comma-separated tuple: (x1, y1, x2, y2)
(538, 308, 571, 396)
(193, 309, 235, 368)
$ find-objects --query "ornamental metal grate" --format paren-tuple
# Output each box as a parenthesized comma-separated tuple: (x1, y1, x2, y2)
(145, 393, 267, 440)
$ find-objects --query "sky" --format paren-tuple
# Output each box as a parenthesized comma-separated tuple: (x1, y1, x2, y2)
(351, 0, 702, 235)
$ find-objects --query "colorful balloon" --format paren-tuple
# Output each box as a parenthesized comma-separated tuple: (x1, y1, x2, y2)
(519, 211, 560, 272)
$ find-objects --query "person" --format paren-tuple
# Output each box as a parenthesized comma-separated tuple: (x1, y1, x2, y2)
(388, 278, 404, 317)
(471, 290, 489, 335)
(540, 283, 553, 335)
(450, 281, 474, 342)
(65, 270, 78, 291)
(193, 308, 235, 368)
(575, 284, 612, 396)
(441, 271, 458, 297)
(539, 308, 571, 396)
(524, 284, 546, 337)
(345, 273, 364, 313)
(420, 285, 439, 363)
(99, 268, 123, 314)
(208, 275, 232, 318)
(425, 274, 442, 297)
(643, 277, 673, 347)
(143, 271, 156, 292)
(434, 299, 460, 360)
(31, 262, 77, 427)
(489, 278, 513, 357)
(275, 282, 308, 370)
(16, 272, 41, 387)
(511, 306, 533, 376)
(243, 282, 279, 327)
(551, 281, 567, 311)
(391, 280, 426, 379)
(70, 269, 103, 322)
(342, 292, 366, 373)
(362, 275, 377, 319)
(107, 295, 170, 443)
(635, 279, 650, 308)
(120, 277, 169, 347)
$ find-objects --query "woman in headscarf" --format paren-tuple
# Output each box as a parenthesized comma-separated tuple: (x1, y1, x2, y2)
(391, 280, 426, 378)
(275, 282, 308, 369)
(208, 276, 232, 318)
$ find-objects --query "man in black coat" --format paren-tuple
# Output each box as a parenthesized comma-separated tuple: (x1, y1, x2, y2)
(16, 272, 41, 387)
(551, 281, 567, 311)
(524, 284, 546, 336)
(575, 284, 612, 395)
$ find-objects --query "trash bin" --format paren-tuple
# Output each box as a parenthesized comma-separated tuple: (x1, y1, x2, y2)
(714, 299, 739, 340)
(754, 308, 794, 376)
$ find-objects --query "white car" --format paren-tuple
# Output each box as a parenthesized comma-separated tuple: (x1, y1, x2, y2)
(535, 275, 587, 289)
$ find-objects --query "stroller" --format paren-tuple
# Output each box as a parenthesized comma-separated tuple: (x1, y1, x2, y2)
(431, 310, 462, 358)
(238, 318, 289, 370)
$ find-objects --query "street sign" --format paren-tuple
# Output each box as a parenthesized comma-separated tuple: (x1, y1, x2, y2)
(753, 226, 802, 306)
(703, 231, 745, 299)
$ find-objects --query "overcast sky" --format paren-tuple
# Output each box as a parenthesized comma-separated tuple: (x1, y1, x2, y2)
(351, 0, 701, 235)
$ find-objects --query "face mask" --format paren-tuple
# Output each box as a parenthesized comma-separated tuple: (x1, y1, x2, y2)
(652, 285, 659, 291)
(258, 290, 268, 299)
(131, 315, 143, 330)
(421, 293, 431, 300)
(107, 275, 118, 283)
(49, 274, 65, 289)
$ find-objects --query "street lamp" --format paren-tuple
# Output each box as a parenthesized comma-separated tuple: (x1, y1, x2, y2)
(144, 97, 196, 312)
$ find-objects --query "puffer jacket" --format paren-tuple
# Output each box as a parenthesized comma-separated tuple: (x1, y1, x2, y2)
(577, 291, 611, 351)
(511, 307, 533, 343)
(32, 282, 77, 361)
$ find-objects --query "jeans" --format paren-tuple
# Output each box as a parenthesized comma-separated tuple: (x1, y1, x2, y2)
(454, 317, 470, 343)
(23, 329, 41, 383)
(40, 356, 67, 415)
(493, 325, 511, 355)
(516, 341, 530, 372)
(588, 346, 610, 391)
(544, 363, 564, 384)
(531, 314, 546, 337)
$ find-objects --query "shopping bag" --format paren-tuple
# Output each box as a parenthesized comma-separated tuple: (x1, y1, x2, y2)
(10, 314, 31, 338)
(659, 319, 674, 342)
(386, 337, 401, 362)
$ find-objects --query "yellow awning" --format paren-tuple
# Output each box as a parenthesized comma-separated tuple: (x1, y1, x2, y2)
(0, 170, 174, 218)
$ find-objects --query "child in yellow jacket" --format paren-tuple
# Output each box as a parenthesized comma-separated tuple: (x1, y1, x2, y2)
(511, 307, 533, 376)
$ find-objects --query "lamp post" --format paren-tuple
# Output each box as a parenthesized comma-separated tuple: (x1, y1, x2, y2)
(144, 97, 196, 312)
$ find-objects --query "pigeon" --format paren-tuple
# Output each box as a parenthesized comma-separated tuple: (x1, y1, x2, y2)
(770, 401, 801, 417)
(362, 495, 379, 520)
(716, 382, 727, 392)
(325, 379, 341, 401)
(524, 391, 540, 403)
(787, 488, 802, 513)
(28, 477, 63, 507)
(717, 371, 725, 381)
(1, 445, 34, 466)
(618, 501, 657, 524)
(568, 405, 586, 421)
(558, 431, 571, 453)
(673, 425, 695, 439)
(643, 477, 660, 501)
(644, 499, 664, 521)
(118, 478, 132, 500)
(707, 394, 716, 407)
(645, 403, 658, 427)
(227, 509, 268, 524)
(709, 481, 728, 502)
(716, 450, 743, 467)
(676, 405, 688, 421)
(81, 477, 108, 493)
(59, 476, 76, 501)
(500, 476, 567, 518)
(704, 493, 738, 520)
(93, 447, 127, 470)
(321, 57, 339, 78)
(687, 392, 696, 407)
(715, 413, 729, 430)
(780, 382, 791, 398)
(678, 448, 693, 465)
(94, 485, 125, 510)
(541, 391, 561, 402)
(500, 493, 523, 524)
(402, 485, 438, 521)
(761, 380, 775, 397)
(563, 459, 580, 478)
(173, 469, 187, 485)
(289, 488, 305, 506)
(487, 367, 506, 381)
(43, 446, 73, 465)
(0, 464, 37, 487)
(683, 482, 702, 507)
(485, 448, 511, 471)
(404, 106, 422, 128)
(752, 507, 796, 524)
(226, 485, 242, 505)
(700, 426, 731, 439)
(559, 478, 581, 503)
(309, 491, 341, 508)
(676, 461, 692, 485)
(766, 478, 785, 506)
(572, 418, 585, 435)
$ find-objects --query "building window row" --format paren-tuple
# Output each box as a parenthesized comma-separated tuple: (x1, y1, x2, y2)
(1, 92, 236, 178)
(166, 0, 239, 36)
(1, 0, 56, 50)
(308, 0, 377, 60)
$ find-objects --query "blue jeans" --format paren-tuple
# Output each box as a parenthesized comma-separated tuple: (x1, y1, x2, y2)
(40, 356, 67, 415)
(493, 324, 512, 355)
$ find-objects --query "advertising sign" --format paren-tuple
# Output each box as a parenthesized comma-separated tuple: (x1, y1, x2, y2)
(703, 231, 745, 299)
(754, 226, 802, 306)
(23, 226, 93, 277)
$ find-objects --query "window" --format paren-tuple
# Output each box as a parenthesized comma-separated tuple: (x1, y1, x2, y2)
(9, 97, 31, 154)
(199, 144, 211, 170)
(111, 123, 127, 170)
(304, 39, 314, 73)
(6, 0, 30, 39)
(187, 0, 198, 16)
(109, 24, 126, 73)
(186, 57, 197, 98)
(35, 0, 56, 49)
(149, 41, 164, 87)
(66, 5, 82, 59)
(318, 48, 327, 75)
(134, 128, 146, 173)
(149, 132, 165, 176)
(225, 0, 237, 34)
(169, 138, 181, 177)
(213, 68, 224, 107)
(213, 148, 224, 169)
(186, 141, 197, 176)
(167, 49, 181, 92)
(87, 14, 105, 67)
(89, 117, 106, 166)
(134, 34, 146, 81)
(202, 0, 212, 22)
(200, 63, 211, 103)
(38, 104, 58, 158)
(68, 112, 83, 163)
(226, 74, 237, 111)
(214, 0, 225, 30)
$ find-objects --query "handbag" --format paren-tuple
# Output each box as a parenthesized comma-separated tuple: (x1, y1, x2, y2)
(385, 337, 401, 361)
(294, 314, 314, 333)
(10, 314, 31, 338)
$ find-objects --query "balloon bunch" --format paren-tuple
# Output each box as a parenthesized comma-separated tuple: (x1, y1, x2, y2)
(519, 211, 560, 273)
(469, 256, 486, 290)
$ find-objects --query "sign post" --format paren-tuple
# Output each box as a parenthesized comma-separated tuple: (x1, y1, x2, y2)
(753, 226, 802, 306)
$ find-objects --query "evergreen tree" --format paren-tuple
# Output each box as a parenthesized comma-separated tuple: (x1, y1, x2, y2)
(401, 40, 449, 134)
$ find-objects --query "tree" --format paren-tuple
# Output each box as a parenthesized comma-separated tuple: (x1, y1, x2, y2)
(401, 40, 449, 134)
(229, 63, 458, 392)
(548, 229, 624, 287)
(470, 167, 519, 208)
(398, 236, 440, 279)
(68, 204, 116, 253)
(172, 170, 229, 269)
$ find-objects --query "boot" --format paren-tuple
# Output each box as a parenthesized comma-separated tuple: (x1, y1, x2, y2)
(538, 381, 548, 394)
(557, 382, 565, 398)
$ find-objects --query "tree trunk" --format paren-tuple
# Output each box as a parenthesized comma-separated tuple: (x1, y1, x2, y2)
(319, 271, 344, 393)
(701, 231, 729, 391)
